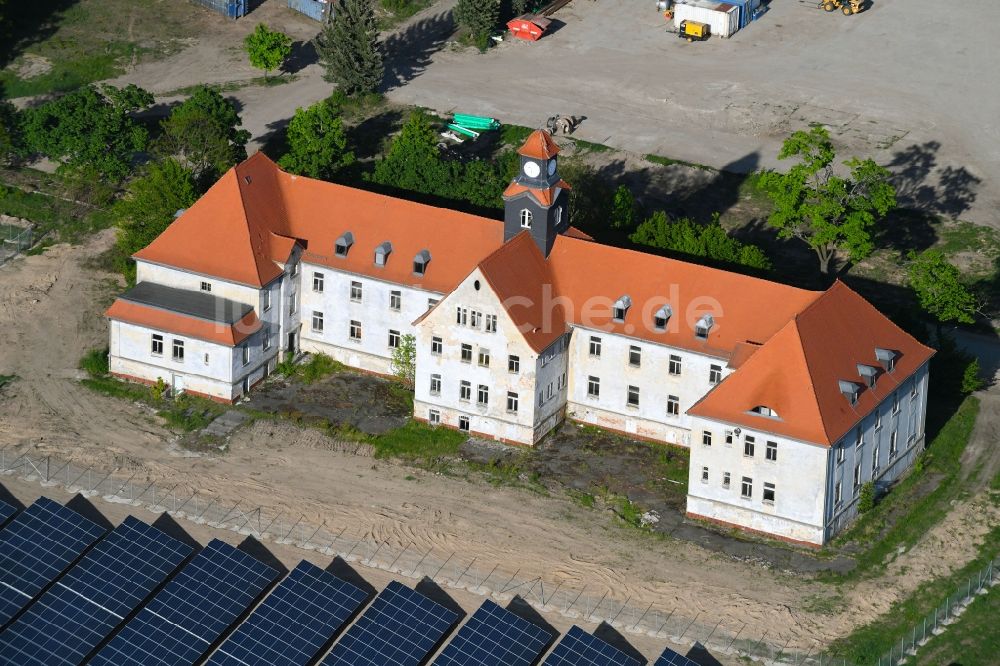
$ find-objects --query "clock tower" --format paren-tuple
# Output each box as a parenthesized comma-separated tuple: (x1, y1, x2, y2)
(502, 130, 571, 257)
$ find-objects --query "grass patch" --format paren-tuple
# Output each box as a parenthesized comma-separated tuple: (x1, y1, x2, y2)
(0, 374, 18, 391)
(276, 353, 345, 383)
(372, 420, 466, 460)
(79, 347, 110, 377)
(826, 396, 980, 576)
(376, 0, 434, 29)
(1, 42, 139, 98)
(161, 75, 298, 98)
(500, 124, 534, 147)
(570, 138, 611, 154)
(567, 488, 596, 508)
(644, 153, 715, 171)
(914, 581, 1000, 666)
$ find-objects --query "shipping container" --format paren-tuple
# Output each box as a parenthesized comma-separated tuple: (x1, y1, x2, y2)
(673, 0, 738, 38)
(507, 14, 552, 41)
(288, 0, 329, 21)
(190, 0, 248, 19)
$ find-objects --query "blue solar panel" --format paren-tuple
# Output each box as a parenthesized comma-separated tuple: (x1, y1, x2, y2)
(0, 497, 106, 628)
(207, 560, 368, 666)
(434, 599, 553, 666)
(0, 497, 16, 527)
(0, 515, 193, 666)
(89, 539, 279, 666)
(653, 646, 699, 666)
(321, 580, 459, 666)
(543, 626, 644, 666)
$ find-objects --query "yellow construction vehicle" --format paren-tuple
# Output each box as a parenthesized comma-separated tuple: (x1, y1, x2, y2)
(822, 0, 863, 15)
(678, 20, 710, 41)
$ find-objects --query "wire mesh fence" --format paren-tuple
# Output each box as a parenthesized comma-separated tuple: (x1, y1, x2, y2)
(0, 223, 34, 266)
(2, 447, 993, 665)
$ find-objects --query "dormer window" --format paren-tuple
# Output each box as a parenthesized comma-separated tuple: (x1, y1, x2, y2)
(857, 364, 879, 389)
(653, 305, 672, 331)
(335, 231, 354, 257)
(750, 405, 778, 418)
(839, 380, 860, 406)
(875, 347, 897, 372)
(413, 249, 431, 276)
(695, 314, 714, 339)
(374, 241, 392, 267)
(612, 295, 631, 322)
(520, 209, 533, 229)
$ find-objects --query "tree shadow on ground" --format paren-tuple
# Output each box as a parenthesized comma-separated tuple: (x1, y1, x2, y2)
(380, 10, 455, 93)
(258, 116, 292, 161)
(283, 39, 318, 75)
(886, 141, 981, 220)
(0, 1, 79, 69)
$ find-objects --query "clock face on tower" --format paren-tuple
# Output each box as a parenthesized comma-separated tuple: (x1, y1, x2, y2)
(523, 161, 541, 178)
(547, 158, 557, 176)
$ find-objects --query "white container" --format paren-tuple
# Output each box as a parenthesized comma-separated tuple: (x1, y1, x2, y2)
(673, 0, 739, 38)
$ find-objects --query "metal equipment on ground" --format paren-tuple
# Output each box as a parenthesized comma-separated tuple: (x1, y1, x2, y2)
(678, 19, 711, 40)
(822, 0, 863, 14)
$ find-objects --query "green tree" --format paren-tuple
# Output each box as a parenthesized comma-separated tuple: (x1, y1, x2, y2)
(243, 23, 292, 80)
(630, 211, 772, 271)
(369, 110, 450, 194)
(757, 125, 896, 274)
(454, 0, 500, 49)
(610, 184, 636, 231)
(157, 86, 250, 185)
(455, 0, 500, 46)
(278, 98, 355, 180)
(391, 334, 416, 388)
(858, 481, 876, 513)
(0, 100, 21, 165)
(907, 249, 979, 325)
(315, 0, 384, 96)
(961, 358, 984, 394)
(114, 158, 198, 281)
(20, 84, 153, 182)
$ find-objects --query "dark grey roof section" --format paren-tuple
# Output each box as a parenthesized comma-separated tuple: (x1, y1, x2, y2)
(120, 282, 253, 324)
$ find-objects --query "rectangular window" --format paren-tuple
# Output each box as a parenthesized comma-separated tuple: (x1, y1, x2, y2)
(172, 339, 184, 362)
(456, 307, 467, 326)
(763, 482, 775, 505)
(725, 430, 733, 446)
(702, 430, 712, 446)
(744, 436, 755, 457)
(628, 345, 641, 367)
(388, 330, 400, 349)
(349, 320, 361, 341)
(853, 463, 862, 493)
(668, 354, 682, 376)
(872, 444, 880, 475)
(262, 289, 271, 312)
(508, 355, 520, 373)
(461, 343, 473, 363)
(855, 427, 863, 448)
(709, 364, 722, 385)
(557, 373, 566, 390)
(431, 337, 443, 355)
(478, 348, 490, 367)
(470, 310, 481, 328)
(741, 477, 753, 499)
(723, 472, 731, 488)
(289, 262, 298, 277)
(350, 281, 362, 302)
(289, 290, 297, 315)
(428, 409, 440, 425)
(312, 311, 324, 333)
(890, 430, 898, 458)
(835, 481, 843, 506)
(485, 314, 497, 333)
(200, 281, 212, 292)
(460, 381, 471, 402)
(151, 334, 163, 356)
(587, 376, 600, 398)
(204, 353, 209, 365)
(892, 392, 900, 415)
(627, 385, 640, 408)
(701, 466, 709, 483)
(837, 445, 845, 464)
(766, 440, 777, 461)
(667, 395, 679, 416)
(242, 345, 250, 366)
(546, 382, 553, 400)
(875, 410, 883, 430)
(458, 416, 470, 432)
(428, 298, 439, 309)
(477, 384, 489, 406)
(589, 336, 601, 358)
(263, 332, 271, 351)
(507, 391, 519, 414)
(390, 290, 401, 311)
(312, 272, 324, 293)
(430, 374, 441, 395)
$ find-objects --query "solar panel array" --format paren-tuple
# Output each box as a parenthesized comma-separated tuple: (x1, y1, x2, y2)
(0, 498, 15, 527)
(653, 646, 700, 666)
(0, 497, 106, 628)
(434, 599, 553, 666)
(207, 560, 368, 666)
(321, 580, 459, 666)
(543, 626, 644, 666)
(0, 515, 192, 666)
(89, 538, 279, 666)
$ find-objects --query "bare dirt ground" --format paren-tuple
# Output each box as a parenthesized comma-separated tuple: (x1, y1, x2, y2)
(2, 234, 999, 660)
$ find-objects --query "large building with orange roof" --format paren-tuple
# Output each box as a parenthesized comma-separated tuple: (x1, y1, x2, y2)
(106, 131, 932, 545)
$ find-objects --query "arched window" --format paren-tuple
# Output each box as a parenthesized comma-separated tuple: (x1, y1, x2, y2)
(520, 209, 533, 229)
(555, 206, 563, 228)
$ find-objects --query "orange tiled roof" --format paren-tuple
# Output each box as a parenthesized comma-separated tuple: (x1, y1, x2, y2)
(518, 130, 560, 160)
(502, 179, 572, 207)
(688, 281, 935, 445)
(105, 300, 261, 346)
